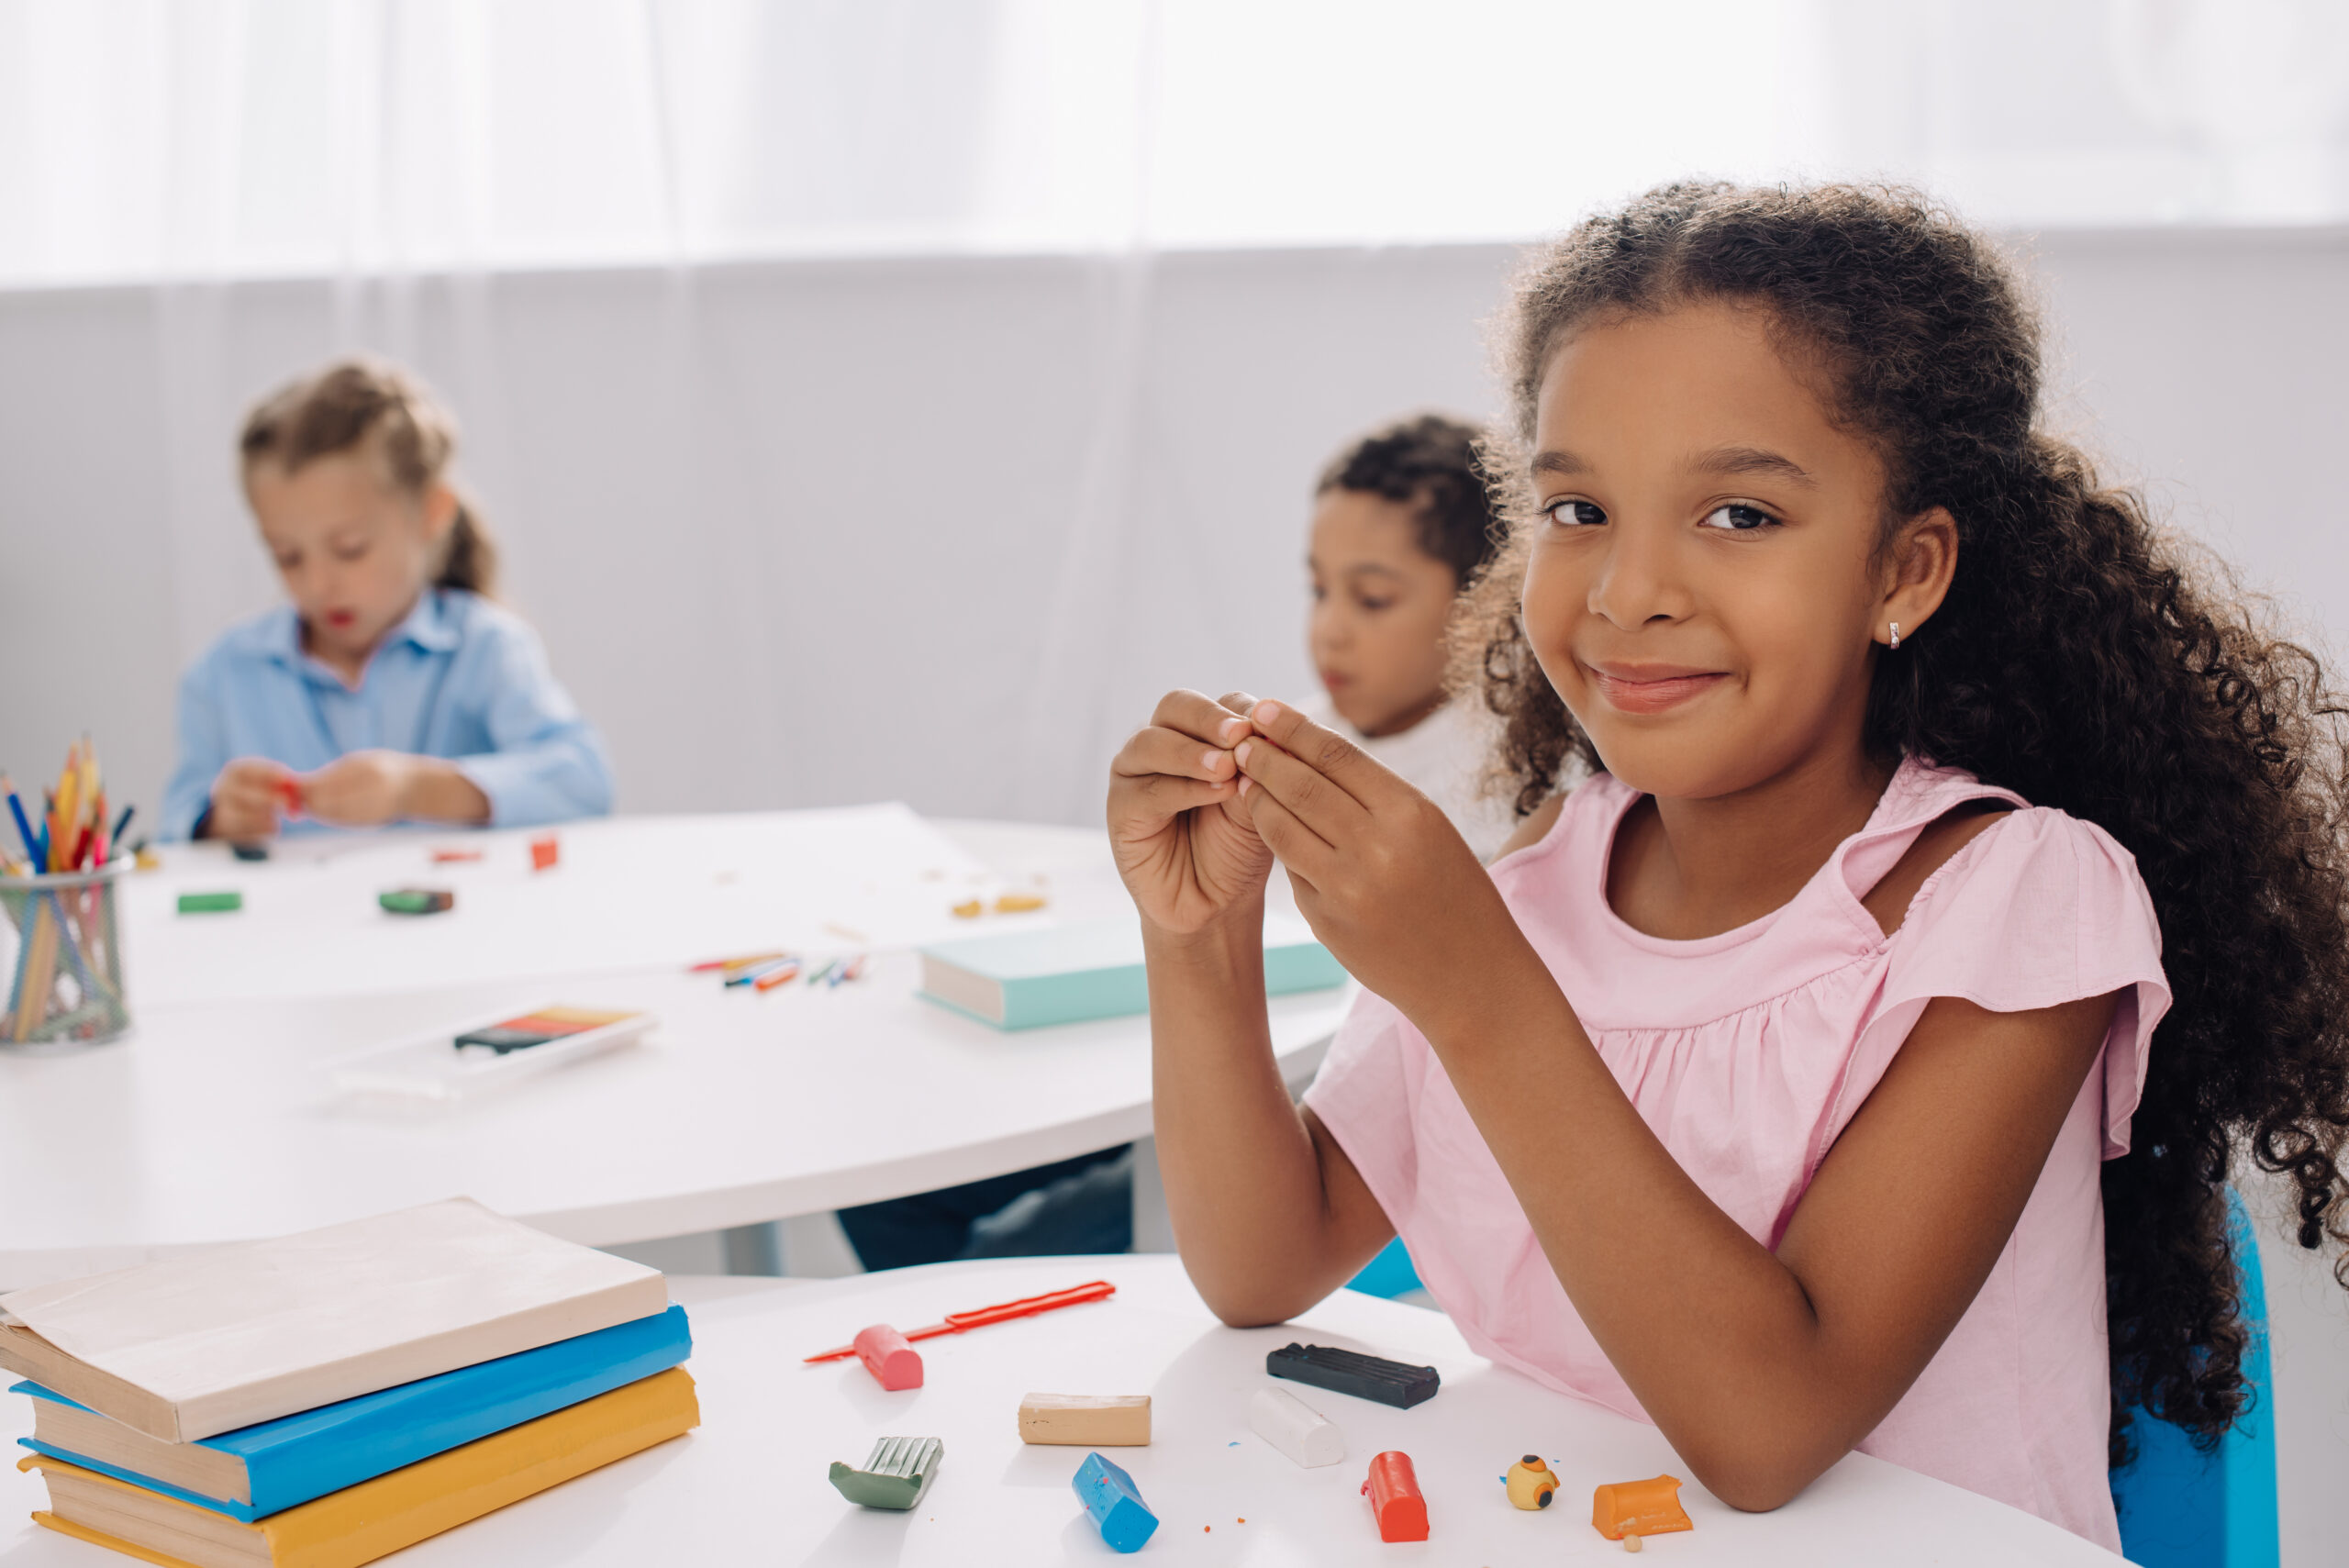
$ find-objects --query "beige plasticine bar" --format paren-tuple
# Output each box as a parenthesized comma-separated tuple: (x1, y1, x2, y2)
(1018, 1393, 1152, 1446)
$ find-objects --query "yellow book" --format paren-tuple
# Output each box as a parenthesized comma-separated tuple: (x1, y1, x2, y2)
(19, 1366, 698, 1568)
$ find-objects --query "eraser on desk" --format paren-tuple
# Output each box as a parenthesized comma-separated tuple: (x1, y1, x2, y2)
(379, 887, 454, 915)
(1019, 1393, 1150, 1446)
(1362, 1451, 1428, 1542)
(529, 834, 559, 871)
(178, 891, 241, 914)
(1073, 1451, 1158, 1553)
(829, 1436, 942, 1510)
(1249, 1385, 1345, 1467)
(853, 1324, 922, 1390)
(1267, 1342, 1439, 1408)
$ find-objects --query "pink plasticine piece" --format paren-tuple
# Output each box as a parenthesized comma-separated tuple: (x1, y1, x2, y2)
(853, 1323, 924, 1390)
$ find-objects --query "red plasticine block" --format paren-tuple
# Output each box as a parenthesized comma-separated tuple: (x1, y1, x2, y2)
(529, 834, 559, 871)
(1361, 1451, 1427, 1542)
(853, 1324, 923, 1391)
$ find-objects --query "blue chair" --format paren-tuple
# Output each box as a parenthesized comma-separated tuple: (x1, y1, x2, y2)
(2110, 1188, 2279, 1567)
(1346, 1236, 1425, 1299)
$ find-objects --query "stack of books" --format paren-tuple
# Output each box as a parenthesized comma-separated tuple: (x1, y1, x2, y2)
(0, 1198, 698, 1567)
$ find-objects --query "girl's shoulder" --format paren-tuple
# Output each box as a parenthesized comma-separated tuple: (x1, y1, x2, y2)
(429, 588, 547, 657)
(1890, 795, 2163, 973)
(184, 605, 302, 685)
(1485, 770, 1633, 882)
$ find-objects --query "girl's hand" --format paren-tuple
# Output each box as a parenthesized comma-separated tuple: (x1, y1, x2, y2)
(202, 758, 297, 840)
(297, 750, 419, 827)
(1233, 698, 1525, 1027)
(1108, 690, 1274, 936)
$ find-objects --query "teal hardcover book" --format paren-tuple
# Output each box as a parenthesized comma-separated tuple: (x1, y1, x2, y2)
(917, 915, 1347, 1029)
(11, 1304, 689, 1521)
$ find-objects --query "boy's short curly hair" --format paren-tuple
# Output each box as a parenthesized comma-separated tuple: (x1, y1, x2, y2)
(1316, 413, 1503, 588)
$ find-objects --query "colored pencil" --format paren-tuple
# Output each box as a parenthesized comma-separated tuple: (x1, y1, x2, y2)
(2, 778, 38, 863)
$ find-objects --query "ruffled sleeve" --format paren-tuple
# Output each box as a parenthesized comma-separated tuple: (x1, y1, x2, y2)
(1818, 807, 2171, 1170)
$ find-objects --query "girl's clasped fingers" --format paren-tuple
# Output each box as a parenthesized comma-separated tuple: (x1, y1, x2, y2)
(1153, 687, 1259, 748)
(1108, 690, 1264, 832)
(1230, 700, 1380, 838)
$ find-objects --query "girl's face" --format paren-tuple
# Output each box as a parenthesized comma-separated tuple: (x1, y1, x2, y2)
(1308, 488, 1461, 738)
(1520, 300, 1951, 802)
(245, 451, 454, 672)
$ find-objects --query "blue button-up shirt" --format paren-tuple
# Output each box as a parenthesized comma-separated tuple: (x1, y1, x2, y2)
(162, 588, 615, 840)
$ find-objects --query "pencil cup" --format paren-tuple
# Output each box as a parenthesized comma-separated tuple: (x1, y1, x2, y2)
(1, 862, 131, 1050)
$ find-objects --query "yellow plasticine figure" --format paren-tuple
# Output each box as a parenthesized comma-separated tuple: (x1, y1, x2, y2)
(951, 898, 983, 918)
(1592, 1473, 1691, 1547)
(994, 892, 1047, 913)
(1504, 1454, 1558, 1509)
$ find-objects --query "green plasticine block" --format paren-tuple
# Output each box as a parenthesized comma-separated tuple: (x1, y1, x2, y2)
(379, 887, 455, 915)
(177, 891, 242, 915)
(829, 1436, 943, 1510)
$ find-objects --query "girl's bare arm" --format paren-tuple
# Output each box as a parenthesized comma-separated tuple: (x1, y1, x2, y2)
(1110, 689, 1393, 1322)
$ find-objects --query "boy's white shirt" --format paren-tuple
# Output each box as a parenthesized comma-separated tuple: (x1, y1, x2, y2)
(1299, 692, 1520, 862)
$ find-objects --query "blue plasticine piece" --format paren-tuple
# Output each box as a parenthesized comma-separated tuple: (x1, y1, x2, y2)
(1073, 1451, 1159, 1553)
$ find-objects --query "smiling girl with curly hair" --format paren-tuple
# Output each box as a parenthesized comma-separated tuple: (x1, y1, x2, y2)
(1108, 182, 2349, 1549)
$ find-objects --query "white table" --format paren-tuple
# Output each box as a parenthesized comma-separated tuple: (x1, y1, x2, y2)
(0, 1256, 2124, 1565)
(0, 814, 1352, 1288)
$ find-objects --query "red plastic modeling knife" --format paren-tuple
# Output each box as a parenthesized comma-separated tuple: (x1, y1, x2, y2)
(803, 1280, 1116, 1362)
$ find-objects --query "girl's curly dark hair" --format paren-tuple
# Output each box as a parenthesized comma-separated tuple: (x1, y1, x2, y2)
(1459, 181, 2349, 1464)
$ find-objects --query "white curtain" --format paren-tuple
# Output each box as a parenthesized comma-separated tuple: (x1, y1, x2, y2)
(3, 0, 2348, 828)
(5, 0, 2348, 291)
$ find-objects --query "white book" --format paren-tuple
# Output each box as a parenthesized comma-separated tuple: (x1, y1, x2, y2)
(0, 1198, 666, 1443)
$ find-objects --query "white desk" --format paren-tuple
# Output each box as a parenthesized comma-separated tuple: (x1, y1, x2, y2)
(115, 807, 1071, 1007)
(0, 1256, 2123, 1565)
(0, 814, 1351, 1288)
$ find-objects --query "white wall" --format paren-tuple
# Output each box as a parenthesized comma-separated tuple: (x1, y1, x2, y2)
(3, 231, 2347, 1562)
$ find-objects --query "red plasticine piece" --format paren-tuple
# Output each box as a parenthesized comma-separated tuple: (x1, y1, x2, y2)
(529, 834, 559, 871)
(804, 1281, 1116, 1363)
(1361, 1451, 1428, 1542)
(852, 1324, 923, 1390)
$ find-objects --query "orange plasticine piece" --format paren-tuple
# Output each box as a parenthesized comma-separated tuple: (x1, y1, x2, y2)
(1592, 1474, 1692, 1542)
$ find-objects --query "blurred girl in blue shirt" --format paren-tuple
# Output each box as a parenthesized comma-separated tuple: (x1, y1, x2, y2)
(162, 359, 614, 842)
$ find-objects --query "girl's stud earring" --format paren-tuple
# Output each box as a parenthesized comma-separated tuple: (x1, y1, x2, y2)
(1888, 621, 1901, 651)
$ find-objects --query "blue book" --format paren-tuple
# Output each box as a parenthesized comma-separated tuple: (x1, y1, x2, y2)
(11, 1303, 689, 1521)
(917, 915, 1348, 1029)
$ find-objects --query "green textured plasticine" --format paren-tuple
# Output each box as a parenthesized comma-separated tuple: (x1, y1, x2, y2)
(829, 1436, 943, 1510)
(177, 891, 242, 914)
(379, 887, 455, 915)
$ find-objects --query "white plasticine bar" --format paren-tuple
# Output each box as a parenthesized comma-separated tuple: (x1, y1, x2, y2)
(1249, 1385, 1345, 1468)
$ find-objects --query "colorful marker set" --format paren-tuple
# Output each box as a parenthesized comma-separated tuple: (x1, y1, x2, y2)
(690, 951, 869, 993)
(2, 740, 136, 1046)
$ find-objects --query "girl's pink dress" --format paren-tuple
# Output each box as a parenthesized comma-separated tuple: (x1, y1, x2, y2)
(1304, 757, 2167, 1551)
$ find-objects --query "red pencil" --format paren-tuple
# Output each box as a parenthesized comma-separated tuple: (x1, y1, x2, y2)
(804, 1280, 1116, 1363)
